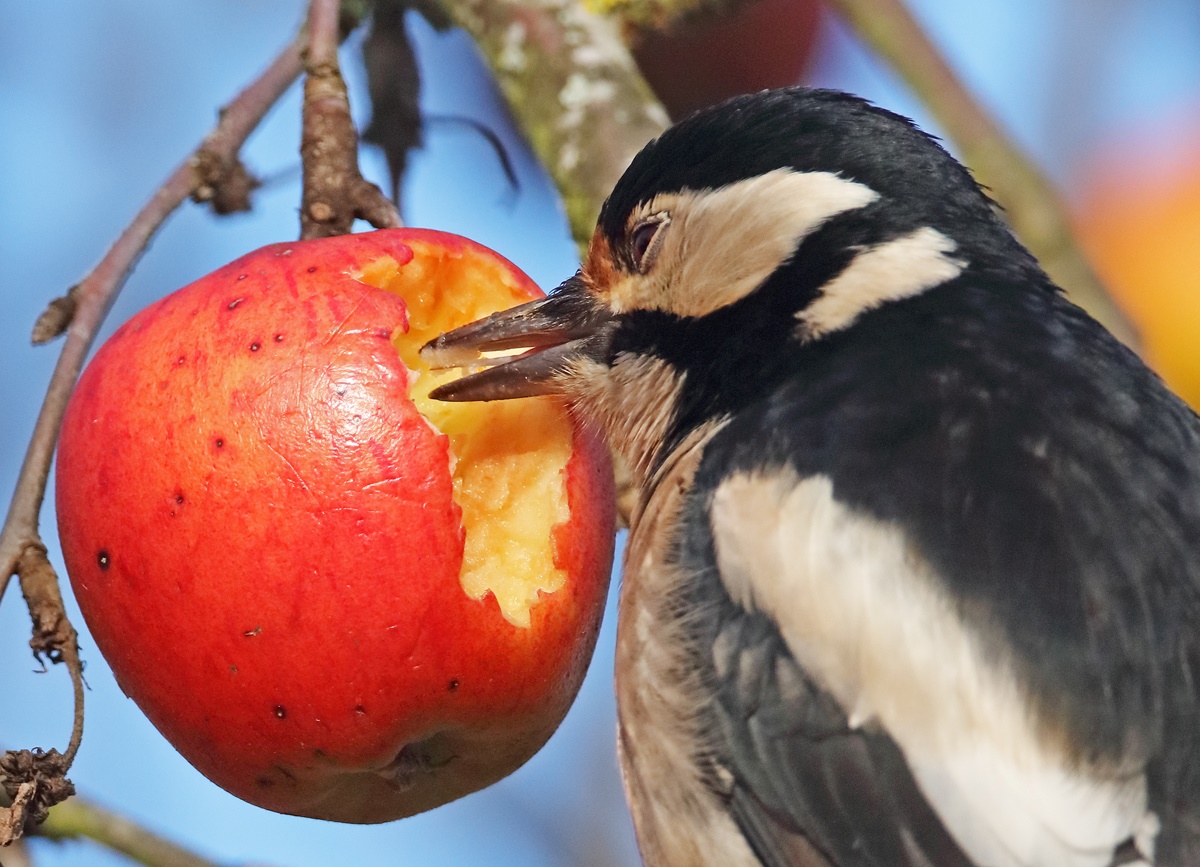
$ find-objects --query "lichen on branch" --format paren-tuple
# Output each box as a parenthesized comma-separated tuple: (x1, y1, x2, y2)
(450, 0, 669, 250)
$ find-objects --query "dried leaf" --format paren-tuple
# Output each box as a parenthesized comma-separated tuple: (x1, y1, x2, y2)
(362, 1, 422, 206)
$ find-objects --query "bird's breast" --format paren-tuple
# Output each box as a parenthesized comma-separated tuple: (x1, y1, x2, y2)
(614, 424, 763, 866)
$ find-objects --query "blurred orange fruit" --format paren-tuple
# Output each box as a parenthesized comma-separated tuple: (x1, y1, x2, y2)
(1075, 114, 1200, 408)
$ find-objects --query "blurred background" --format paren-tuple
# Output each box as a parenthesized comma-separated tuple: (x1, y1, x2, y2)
(1, 1, 1197, 865)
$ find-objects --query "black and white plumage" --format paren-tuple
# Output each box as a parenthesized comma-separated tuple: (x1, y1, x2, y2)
(422, 88, 1200, 866)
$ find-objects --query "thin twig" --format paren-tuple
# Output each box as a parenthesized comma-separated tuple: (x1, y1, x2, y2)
(0, 28, 307, 846)
(0, 836, 35, 867)
(299, 0, 402, 238)
(15, 543, 84, 768)
(307, 0, 342, 68)
(34, 794, 224, 867)
(824, 0, 1138, 346)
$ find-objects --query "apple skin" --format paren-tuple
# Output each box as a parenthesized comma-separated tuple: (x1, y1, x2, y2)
(55, 229, 616, 823)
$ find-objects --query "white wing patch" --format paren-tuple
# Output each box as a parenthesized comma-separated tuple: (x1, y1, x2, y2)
(796, 226, 965, 340)
(709, 469, 1156, 867)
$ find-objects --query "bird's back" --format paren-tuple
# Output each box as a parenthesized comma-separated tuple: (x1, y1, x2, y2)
(663, 271, 1200, 865)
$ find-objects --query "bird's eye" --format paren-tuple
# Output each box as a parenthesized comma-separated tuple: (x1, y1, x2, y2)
(629, 215, 669, 273)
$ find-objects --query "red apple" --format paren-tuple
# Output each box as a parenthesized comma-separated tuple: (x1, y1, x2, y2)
(55, 228, 616, 823)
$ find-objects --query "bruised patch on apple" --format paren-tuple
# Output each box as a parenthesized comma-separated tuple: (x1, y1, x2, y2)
(353, 245, 573, 629)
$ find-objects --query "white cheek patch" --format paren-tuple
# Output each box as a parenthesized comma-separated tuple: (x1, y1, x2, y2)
(709, 469, 1155, 867)
(611, 169, 879, 317)
(796, 226, 965, 340)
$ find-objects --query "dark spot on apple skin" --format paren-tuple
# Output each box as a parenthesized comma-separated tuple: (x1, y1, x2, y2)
(175, 492, 185, 505)
(275, 764, 297, 782)
(230, 665, 238, 674)
(227, 297, 245, 310)
(176, 355, 186, 366)
(274, 705, 287, 720)
(249, 341, 261, 352)
(237, 274, 248, 282)
(97, 550, 110, 570)
(274, 333, 284, 343)
(306, 266, 318, 274)
(214, 437, 225, 450)
(313, 748, 326, 759)
(448, 679, 459, 692)
(354, 704, 367, 716)
(256, 776, 275, 788)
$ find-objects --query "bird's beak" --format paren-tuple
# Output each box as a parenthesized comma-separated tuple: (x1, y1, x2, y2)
(420, 273, 613, 402)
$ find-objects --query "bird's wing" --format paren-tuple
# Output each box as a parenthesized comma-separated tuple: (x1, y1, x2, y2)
(666, 286, 1200, 866)
(704, 594, 976, 867)
(682, 467, 1158, 867)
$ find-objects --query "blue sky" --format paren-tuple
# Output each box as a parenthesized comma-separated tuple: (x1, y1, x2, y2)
(1, 3, 1197, 865)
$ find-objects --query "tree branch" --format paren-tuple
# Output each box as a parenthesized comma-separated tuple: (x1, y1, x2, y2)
(823, 0, 1137, 345)
(299, 0, 402, 238)
(0, 837, 34, 867)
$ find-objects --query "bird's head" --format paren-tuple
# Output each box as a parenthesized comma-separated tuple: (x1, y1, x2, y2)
(421, 88, 1043, 484)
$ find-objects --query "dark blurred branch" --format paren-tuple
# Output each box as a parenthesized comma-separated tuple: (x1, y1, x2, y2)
(826, 0, 1136, 345)
(0, 23, 312, 846)
(299, 0, 402, 238)
(362, 1, 423, 208)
